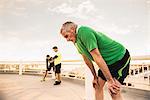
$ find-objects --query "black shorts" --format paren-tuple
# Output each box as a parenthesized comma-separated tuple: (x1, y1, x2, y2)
(47, 65, 54, 71)
(98, 49, 131, 84)
(55, 63, 61, 73)
(47, 62, 54, 71)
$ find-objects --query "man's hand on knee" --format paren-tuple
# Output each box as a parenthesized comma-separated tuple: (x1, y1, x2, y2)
(107, 79, 121, 95)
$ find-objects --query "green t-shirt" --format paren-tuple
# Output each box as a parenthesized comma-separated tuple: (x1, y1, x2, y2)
(75, 26, 126, 65)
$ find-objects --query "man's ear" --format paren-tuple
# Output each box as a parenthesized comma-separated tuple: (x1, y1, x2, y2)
(70, 27, 75, 32)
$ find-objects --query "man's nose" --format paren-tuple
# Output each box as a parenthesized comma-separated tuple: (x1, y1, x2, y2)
(66, 38, 70, 41)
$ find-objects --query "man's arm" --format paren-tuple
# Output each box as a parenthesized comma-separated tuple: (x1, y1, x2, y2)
(90, 48, 120, 94)
(90, 48, 113, 81)
(82, 54, 97, 79)
(53, 55, 58, 59)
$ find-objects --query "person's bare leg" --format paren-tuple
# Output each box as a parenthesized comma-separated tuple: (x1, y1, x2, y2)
(109, 78, 123, 100)
(55, 73, 58, 81)
(58, 73, 61, 82)
(43, 70, 48, 81)
(95, 77, 106, 100)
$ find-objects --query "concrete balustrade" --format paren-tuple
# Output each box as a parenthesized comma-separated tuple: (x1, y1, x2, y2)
(0, 61, 150, 89)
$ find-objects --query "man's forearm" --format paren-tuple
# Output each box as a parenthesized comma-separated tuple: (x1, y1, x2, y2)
(53, 55, 58, 59)
(95, 58, 113, 81)
(90, 48, 113, 81)
(82, 55, 97, 79)
(86, 63, 97, 79)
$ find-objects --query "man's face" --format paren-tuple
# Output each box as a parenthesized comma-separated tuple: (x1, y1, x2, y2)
(61, 28, 76, 43)
(53, 48, 58, 52)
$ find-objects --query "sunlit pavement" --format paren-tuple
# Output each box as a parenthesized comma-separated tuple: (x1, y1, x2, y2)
(103, 85, 150, 100)
(0, 74, 85, 100)
(0, 74, 150, 100)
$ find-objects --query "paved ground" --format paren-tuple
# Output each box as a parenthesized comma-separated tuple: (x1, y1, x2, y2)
(0, 74, 150, 100)
(0, 74, 85, 100)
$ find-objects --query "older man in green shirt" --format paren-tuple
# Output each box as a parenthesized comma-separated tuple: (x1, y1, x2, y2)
(60, 21, 130, 100)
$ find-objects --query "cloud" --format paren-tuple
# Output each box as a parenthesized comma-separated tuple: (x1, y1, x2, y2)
(0, 0, 13, 13)
(146, 0, 150, 4)
(12, 8, 27, 16)
(108, 24, 131, 35)
(77, 1, 95, 13)
(49, 3, 74, 14)
(0, 0, 27, 16)
(29, 0, 48, 5)
(48, 0, 97, 19)
(15, 7, 26, 10)
(11, 10, 27, 16)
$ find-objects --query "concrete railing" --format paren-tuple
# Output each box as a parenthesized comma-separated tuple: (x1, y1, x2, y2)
(0, 60, 150, 100)
(0, 60, 85, 80)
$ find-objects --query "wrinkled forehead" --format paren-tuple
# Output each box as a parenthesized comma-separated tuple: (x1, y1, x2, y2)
(60, 28, 65, 35)
(60, 27, 68, 35)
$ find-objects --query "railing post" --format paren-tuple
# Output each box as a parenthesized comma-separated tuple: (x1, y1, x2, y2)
(148, 75, 150, 86)
(40, 65, 43, 74)
(85, 63, 94, 100)
(19, 61, 23, 75)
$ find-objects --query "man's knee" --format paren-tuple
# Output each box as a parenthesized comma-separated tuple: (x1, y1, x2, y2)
(94, 84, 104, 92)
(95, 77, 106, 91)
(110, 91, 122, 100)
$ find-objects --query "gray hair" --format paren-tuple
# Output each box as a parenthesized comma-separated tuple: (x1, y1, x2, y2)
(60, 21, 77, 33)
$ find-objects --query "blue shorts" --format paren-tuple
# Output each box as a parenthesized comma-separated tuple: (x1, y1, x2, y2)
(98, 49, 131, 84)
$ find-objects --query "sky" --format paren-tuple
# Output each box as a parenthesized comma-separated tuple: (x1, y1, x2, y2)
(0, 0, 150, 61)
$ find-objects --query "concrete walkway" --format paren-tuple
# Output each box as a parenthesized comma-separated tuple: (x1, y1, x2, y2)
(0, 74, 150, 100)
(0, 74, 85, 100)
